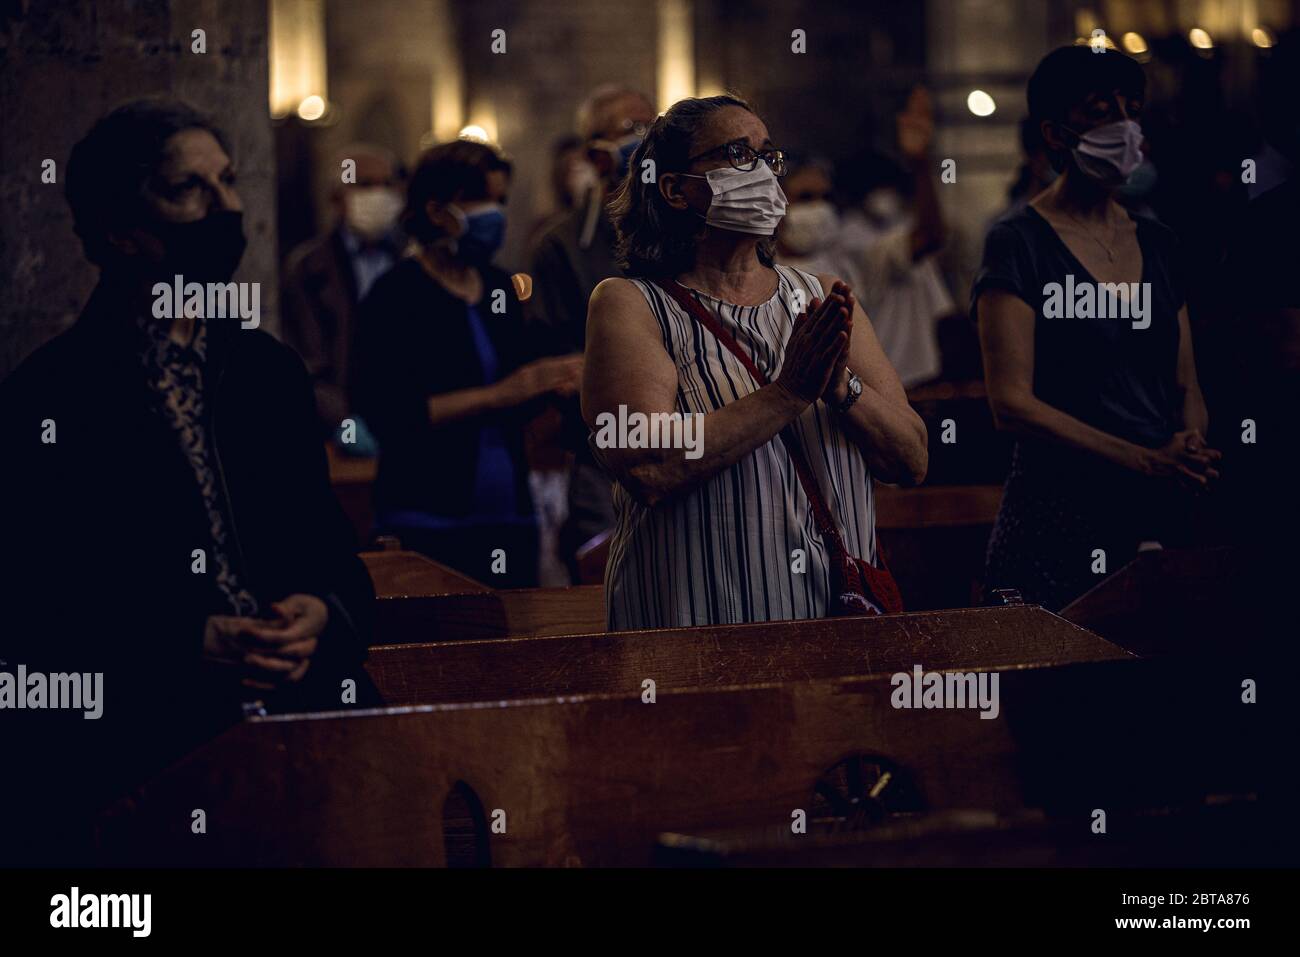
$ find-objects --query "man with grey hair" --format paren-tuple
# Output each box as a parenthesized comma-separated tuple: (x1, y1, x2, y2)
(528, 86, 656, 578)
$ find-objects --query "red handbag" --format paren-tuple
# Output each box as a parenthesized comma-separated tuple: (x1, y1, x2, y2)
(652, 278, 904, 616)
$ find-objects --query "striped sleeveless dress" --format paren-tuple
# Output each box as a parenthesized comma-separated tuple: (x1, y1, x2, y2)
(603, 264, 878, 631)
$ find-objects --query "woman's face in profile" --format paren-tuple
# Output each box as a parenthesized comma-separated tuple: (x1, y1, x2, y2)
(143, 127, 242, 225)
(666, 105, 775, 213)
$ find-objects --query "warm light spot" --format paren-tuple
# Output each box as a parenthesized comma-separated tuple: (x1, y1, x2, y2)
(658, 0, 695, 107)
(1252, 27, 1274, 49)
(297, 95, 326, 122)
(1189, 28, 1213, 49)
(1122, 32, 1147, 55)
(458, 125, 490, 144)
(511, 273, 533, 302)
(269, 0, 327, 119)
(967, 90, 996, 118)
(429, 0, 465, 141)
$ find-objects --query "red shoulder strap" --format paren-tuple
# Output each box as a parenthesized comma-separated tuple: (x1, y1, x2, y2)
(650, 278, 853, 560)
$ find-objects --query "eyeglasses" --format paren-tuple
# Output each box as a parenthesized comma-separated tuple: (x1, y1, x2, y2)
(687, 141, 787, 177)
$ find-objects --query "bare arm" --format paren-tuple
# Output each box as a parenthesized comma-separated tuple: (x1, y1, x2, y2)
(426, 355, 582, 430)
(580, 278, 838, 507)
(817, 274, 928, 485)
(896, 87, 946, 261)
(425, 384, 505, 429)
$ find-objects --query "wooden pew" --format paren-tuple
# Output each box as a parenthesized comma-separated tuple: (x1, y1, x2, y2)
(361, 549, 489, 598)
(360, 547, 607, 644)
(373, 583, 607, 645)
(874, 483, 1002, 611)
(656, 798, 1267, 867)
(97, 649, 1261, 867)
(904, 380, 1013, 486)
(1060, 546, 1260, 657)
(327, 444, 378, 545)
(364, 604, 1128, 706)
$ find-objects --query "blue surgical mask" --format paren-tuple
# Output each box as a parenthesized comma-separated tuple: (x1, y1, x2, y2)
(452, 204, 506, 264)
(1116, 159, 1158, 201)
(615, 135, 641, 177)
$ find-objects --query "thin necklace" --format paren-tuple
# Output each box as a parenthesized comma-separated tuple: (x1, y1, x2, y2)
(1061, 207, 1120, 262)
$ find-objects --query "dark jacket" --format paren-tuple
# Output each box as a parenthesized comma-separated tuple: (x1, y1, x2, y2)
(527, 194, 621, 354)
(350, 257, 539, 519)
(281, 226, 363, 430)
(0, 276, 376, 859)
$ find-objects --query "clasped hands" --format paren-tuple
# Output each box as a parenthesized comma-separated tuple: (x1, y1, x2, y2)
(202, 593, 328, 690)
(775, 279, 856, 407)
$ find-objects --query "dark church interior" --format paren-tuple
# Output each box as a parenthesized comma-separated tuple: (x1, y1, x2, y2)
(0, 0, 1292, 940)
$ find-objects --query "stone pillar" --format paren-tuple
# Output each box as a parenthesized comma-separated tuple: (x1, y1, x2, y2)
(0, 0, 277, 379)
(926, 0, 1053, 300)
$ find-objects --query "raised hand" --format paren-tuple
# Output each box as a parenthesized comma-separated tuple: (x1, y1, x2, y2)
(776, 282, 853, 404)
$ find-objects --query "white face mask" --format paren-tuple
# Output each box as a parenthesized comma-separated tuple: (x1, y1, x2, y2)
(781, 199, 840, 255)
(685, 163, 788, 236)
(344, 187, 403, 241)
(864, 189, 905, 226)
(566, 160, 600, 204)
(1068, 119, 1145, 185)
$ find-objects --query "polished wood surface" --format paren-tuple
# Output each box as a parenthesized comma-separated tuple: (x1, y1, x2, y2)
(873, 484, 1002, 529)
(1060, 546, 1249, 657)
(99, 653, 1260, 867)
(361, 549, 490, 598)
(656, 799, 1265, 867)
(365, 605, 1130, 705)
(327, 444, 378, 545)
(373, 584, 606, 645)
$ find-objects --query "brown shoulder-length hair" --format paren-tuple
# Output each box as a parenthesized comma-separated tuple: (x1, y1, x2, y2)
(609, 94, 776, 278)
(403, 139, 512, 245)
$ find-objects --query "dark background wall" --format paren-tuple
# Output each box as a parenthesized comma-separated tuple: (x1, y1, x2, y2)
(4, 0, 1297, 383)
(0, 0, 277, 379)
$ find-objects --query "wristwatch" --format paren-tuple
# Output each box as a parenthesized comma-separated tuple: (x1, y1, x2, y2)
(834, 370, 864, 414)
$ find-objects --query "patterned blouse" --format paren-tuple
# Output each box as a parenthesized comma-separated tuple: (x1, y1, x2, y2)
(136, 316, 260, 618)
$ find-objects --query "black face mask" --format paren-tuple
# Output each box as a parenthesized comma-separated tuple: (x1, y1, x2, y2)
(145, 209, 247, 284)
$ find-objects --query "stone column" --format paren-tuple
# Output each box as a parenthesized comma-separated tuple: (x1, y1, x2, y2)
(926, 0, 1053, 299)
(0, 0, 277, 379)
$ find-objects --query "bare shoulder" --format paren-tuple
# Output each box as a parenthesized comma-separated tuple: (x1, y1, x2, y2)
(588, 276, 656, 333)
(591, 276, 648, 310)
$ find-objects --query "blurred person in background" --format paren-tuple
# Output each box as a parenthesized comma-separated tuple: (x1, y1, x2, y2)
(351, 140, 582, 586)
(778, 88, 953, 388)
(526, 133, 595, 247)
(528, 84, 657, 578)
(973, 46, 1220, 612)
(282, 144, 405, 454)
